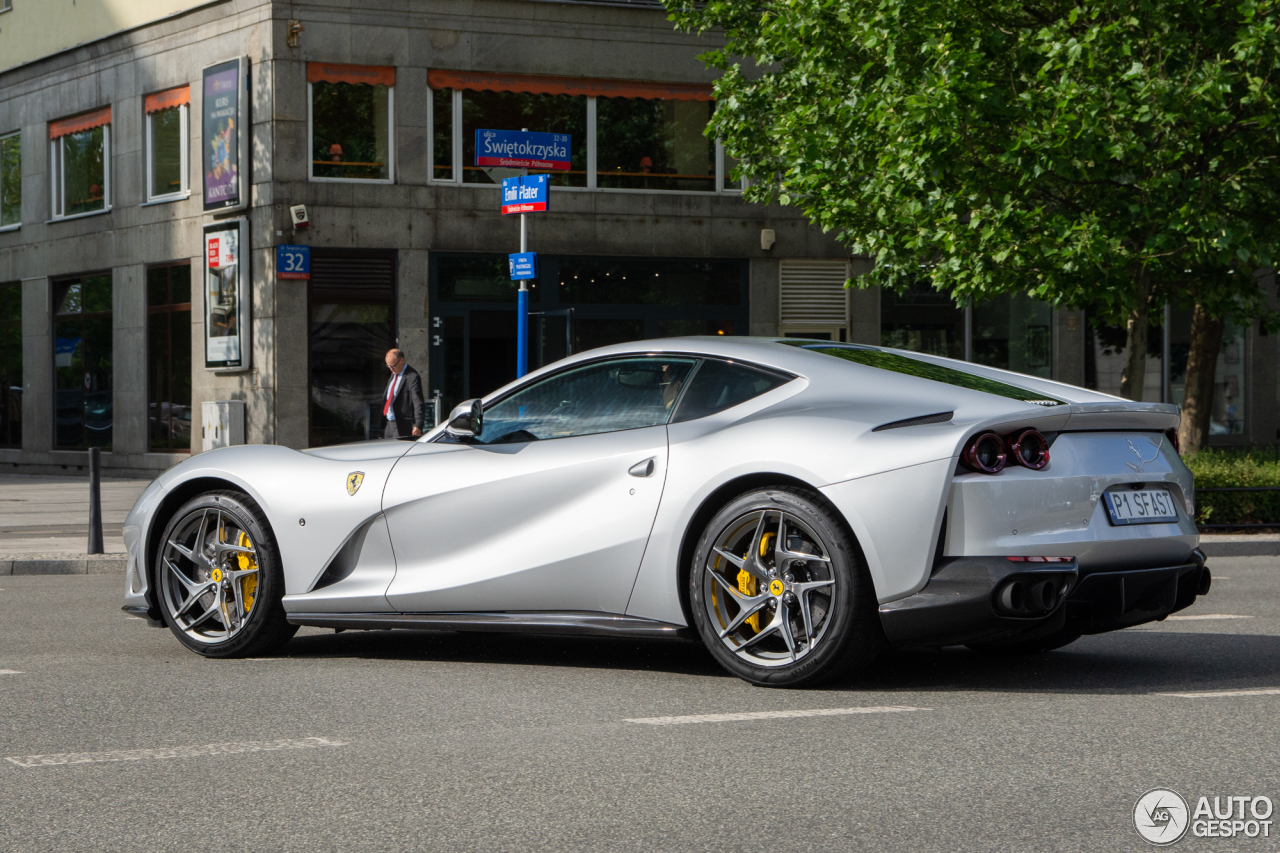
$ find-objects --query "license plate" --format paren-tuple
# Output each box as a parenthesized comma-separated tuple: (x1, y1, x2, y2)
(1103, 489, 1179, 525)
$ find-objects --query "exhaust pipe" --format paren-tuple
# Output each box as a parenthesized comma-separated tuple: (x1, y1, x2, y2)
(999, 581, 1026, 612)
(1198, 566, 1212, 596)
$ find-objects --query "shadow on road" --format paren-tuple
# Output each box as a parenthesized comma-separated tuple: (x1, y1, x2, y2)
(275, 627, 1280, 694)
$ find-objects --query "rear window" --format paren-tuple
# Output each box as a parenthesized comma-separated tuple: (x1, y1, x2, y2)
(672, 359, 791, 423)
(784, 342, 1065, 407)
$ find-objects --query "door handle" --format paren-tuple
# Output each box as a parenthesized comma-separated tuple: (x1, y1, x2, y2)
(628, 458, 655, 478)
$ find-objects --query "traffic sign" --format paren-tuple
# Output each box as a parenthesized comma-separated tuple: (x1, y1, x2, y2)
(276, 244, 310, 280)
(501, 175, 550, 215)
(509, 252, 537, 281)
(476, 129, 571, 171)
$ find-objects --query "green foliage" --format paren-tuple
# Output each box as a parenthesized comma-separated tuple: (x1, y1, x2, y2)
(1184, 448, 1280, 525)
(666, 0, 1280, 325)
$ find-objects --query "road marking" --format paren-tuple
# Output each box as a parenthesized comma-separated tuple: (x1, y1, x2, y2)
(5, 736, 345, 768)
(0, 670, 22, 675)
(625, 706, 927, 726)
(1158, 688, 1280, 699)
(1165, 614, 1253, 621)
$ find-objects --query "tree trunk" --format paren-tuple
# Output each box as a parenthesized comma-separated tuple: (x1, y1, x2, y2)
(1178, 304, 1225, 454)
(1119, 273, 1153, 401)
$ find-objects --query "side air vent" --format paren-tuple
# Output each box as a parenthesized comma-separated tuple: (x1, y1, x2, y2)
(872, 411, 954, 432)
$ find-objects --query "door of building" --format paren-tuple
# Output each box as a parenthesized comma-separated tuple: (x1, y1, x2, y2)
(307, 249, 397, 447)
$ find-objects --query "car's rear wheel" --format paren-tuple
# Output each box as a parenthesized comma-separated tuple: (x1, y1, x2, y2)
(156, 490, 297, 657)
(689, 487, 884, 687)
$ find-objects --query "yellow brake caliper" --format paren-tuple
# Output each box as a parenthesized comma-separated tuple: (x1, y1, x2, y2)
(237, 531, 258, 613)
(737, 532, 774, 633)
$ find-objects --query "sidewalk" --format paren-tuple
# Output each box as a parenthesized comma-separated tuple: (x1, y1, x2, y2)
(0, 474, 151, 574)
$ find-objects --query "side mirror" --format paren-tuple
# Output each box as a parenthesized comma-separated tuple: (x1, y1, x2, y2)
(445, 398, 484, 438)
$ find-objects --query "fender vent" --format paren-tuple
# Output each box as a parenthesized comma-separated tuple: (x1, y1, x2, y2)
(873, 411, 954, 432)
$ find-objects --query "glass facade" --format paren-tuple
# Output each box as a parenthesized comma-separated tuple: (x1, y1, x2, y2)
(0, 132, 19, 227)
(148, 106, 184, 199)
(880, 281, 965, 359)
(0, 282, 20, 447)
(461, 90, 587, 187)
(596, 97, 714, 191)
(53, 126, 107, 217)
(971, 292, 1053, 378)
(430, 254, 747, 414)
(147, 263, 192, 451)
(311, 81, 392, 181)
(53, 274, 112, 449)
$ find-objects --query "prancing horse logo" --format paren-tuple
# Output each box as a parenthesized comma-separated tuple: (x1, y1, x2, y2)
(346, 472, 365, 496)
(1125, 438, 1162, 472)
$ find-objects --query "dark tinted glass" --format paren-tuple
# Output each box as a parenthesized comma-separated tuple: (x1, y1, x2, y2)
(559, 257, 740, 306)
(461, 90, 586, 187)
(433, 87, 453, 180)
(672, 359, 791, 423)
(150, 106, 183, 196)
(437, 255, 536, 304)
(595, 97, 714, 192)
(311, 81, 390, 180)
(480, 357, 697, 443)
(0, 282, 20, 447)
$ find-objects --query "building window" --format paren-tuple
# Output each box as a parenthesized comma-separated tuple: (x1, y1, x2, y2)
(971, 293, 1053, 379)
(0, 131, 19, 228)
(145, 87, 190, 202)
(49, 108, 111, 219)
(430, 86, 455, 181)
(596, 97, 714, 191)
(880, 281, 966, 359)
(52, 273, 112, 450)
(427, 71, 733, 194)
(308, 63, 394, 182)
(0, 281, 20, 447)
(147, 263, 192, 451)
(462, 90, 587, 187)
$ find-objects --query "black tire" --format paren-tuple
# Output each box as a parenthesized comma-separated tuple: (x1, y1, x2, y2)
(155, 490, 297, 658)
(689, 486, 884, 687)
(966, 628, 1082, 656)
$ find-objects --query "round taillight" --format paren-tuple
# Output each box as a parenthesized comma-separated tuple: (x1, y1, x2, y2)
(963, 431, 1007, 474)
(1009, 428, 1050, 470)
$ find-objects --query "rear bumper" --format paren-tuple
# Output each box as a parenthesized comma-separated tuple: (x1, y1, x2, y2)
(878, 550, 1209, 647)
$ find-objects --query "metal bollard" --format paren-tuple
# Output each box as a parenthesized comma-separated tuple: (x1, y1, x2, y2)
(87, 446, 104, 555)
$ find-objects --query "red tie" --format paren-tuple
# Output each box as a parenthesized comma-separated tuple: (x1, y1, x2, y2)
(383, 375, 397, 416)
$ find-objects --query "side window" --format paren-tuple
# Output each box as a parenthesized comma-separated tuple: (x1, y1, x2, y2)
(672, 359, 791, 423)
(480, 357, 698, 444)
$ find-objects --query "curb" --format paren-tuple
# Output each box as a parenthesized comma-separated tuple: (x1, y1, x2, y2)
(0, 556, 127, 576)
(1199, 541, 1280, 558)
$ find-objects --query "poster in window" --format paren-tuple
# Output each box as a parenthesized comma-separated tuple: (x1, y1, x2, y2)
(203, 219, 251, 370)
(202, 57, 248, 213)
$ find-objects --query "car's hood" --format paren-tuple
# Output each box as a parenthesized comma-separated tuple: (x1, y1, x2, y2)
(300, 439, 416, 462)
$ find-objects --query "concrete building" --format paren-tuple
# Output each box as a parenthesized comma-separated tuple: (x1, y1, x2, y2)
(0, 0, 1271, 476)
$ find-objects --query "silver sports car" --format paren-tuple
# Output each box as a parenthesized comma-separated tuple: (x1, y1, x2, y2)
(122, 337, 1209, 687)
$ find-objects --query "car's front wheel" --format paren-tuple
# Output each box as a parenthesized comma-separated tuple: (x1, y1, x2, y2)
(156, 490, 297, 657)
(689, 487, 884, 687)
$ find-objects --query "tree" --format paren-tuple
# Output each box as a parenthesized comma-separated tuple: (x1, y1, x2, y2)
(667, 0, 1280, 448)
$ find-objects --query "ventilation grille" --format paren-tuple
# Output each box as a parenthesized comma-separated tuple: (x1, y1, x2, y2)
(310, 253, 396, 305)
(780, 259, 850, 326)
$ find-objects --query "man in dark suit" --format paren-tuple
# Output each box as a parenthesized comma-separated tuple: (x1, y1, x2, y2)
(382, 348, 426, 439)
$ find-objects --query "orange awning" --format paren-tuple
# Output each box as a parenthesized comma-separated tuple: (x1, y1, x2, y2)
(427, 69, 714, 102)
(145, 86, 190, 114)
(49, 106, 112, 140)
(307, 63, 395, 87)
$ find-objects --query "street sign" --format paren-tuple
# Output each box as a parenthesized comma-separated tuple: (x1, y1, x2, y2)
(509, 252, 537, 281)
(276, 244, 311, 280)
(476, 129, 571, 171)
(501, 175, 550, 215)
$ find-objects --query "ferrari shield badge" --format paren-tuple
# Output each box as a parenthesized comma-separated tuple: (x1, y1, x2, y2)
(346, 472, 365, 496)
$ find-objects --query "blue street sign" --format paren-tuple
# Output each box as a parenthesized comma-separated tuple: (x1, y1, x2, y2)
(276, 244, 310, 280)
(501, 175, 550, 215)
(476, 129, 571, 171)
(509, 252, 538, 280)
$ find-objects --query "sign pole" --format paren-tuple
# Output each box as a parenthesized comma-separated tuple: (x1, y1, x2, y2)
(516, 152, 529, 378)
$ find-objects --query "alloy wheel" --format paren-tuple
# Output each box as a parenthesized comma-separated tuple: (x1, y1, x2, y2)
(159, 508, 261, 644)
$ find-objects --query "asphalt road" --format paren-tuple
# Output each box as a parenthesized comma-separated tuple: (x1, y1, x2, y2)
(2, 558, 1278, 852)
